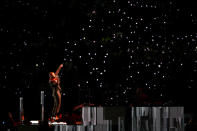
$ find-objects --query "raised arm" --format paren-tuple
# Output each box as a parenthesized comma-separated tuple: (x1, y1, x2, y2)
(55, 64, 63, 75)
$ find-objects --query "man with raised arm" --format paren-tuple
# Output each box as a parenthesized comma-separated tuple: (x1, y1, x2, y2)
(49, 64, 63, 120)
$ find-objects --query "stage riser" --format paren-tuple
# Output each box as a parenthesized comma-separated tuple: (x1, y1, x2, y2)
(81, 107, 184, 131)
(16, 107, 184, 131)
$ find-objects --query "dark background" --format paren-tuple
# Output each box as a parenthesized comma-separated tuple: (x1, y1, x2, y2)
(0, 0, 197, 122)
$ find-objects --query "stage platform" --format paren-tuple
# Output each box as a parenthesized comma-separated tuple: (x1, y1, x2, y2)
(3, 106, 185, 131)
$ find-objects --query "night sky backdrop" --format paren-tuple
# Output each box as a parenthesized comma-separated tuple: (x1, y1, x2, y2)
(0, 0, 197, 121)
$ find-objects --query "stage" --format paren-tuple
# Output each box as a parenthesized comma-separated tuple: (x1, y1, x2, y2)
(2, 106, 185, 131)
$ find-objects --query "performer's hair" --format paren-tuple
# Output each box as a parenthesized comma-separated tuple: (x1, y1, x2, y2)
(49, 72, 55, 77)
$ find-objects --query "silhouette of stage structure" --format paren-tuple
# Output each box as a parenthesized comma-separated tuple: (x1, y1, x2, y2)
(15, 91, 184, 131)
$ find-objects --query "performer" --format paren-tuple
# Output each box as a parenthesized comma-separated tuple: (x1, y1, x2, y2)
(49, 64, 63, 120)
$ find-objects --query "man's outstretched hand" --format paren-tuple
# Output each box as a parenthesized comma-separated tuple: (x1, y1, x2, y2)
(60, 64, 63, 68)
